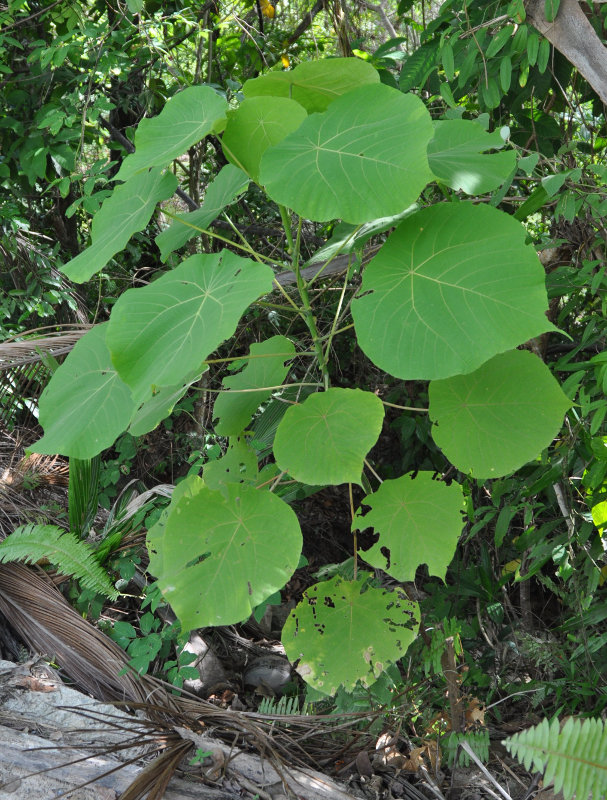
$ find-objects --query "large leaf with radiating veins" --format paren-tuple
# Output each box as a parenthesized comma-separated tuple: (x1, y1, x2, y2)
(282, 574, 419, 694)
(213, 336, 295, 435)
(429, 350, 572, 478)
(259, 85, 433, 224)
(61, 169, 178, 283)
(152, 483, 302, 629)
(129, 368, 206, 437)
(354, 472, 463, 583)
(107, 250, 274, 401)
(115, 86, 228, 182)
(222, 97, 307, 182)
(243, 57, 379, 113)
(427, 119, 516, 194)
(352, 203, 557, 380)
(204, 437, 259, 494)
(156, 165, 249, 261)
(274, 388, 384, 485)
(33, 324, 134, 459)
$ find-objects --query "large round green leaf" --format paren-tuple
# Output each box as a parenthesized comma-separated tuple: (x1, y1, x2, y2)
(352, 203, 557, 380)
(427, 119, 516, 194)
(355, 472, 464, 582)
(243, 57, 379, 113)
(152, 483, 302, 630)
(115, 86, 228, 182)
(61, 169, 178, 283)
(282, 574, 420, 694)
(259, 84, 433, 224)
(273, 388, 384, 485)
(107, 250, 274, 401)
(213, 335, 295, 435)
(222, 97, 307, 182)
(429, 349, 572, 478)
(33, 324, 134, 459)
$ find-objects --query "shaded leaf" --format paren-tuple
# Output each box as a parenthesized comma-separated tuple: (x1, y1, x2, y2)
(429, 349, 572, 478)
(244, 57, 379, 113)
(352, 203, 556, 380)
(33, 324, 133, 459)
(273, 388, 384, 485)
(129, 368, 206, 437)
(282, 574, 419, 694)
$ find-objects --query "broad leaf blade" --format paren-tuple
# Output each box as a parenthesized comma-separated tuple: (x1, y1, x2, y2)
(115, 86, 228, 182)
(107, 250, 274, 400)
(428, 119, 516, 194)
(352, 203, 557, 380)
(33, 324, 134, 459)
(129, 368, 206, 437)
(244, 57, 379, 113)
(355, 472, 463, 582)
(61, 169, 178, 283)
(282, 574, 420, 694)
(156, 164, 249, 260)
(213, 335, 295, 435)
(152, 483, 302, 629)
(222, 97, 307, 182)
(273, 388, 384, 485)
(260, 84, 433, 224)
(429, 349, 572, 478)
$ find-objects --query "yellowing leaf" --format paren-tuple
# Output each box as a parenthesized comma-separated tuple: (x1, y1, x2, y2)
(281, 54, 290, 68)
(260, 0, 275, 17)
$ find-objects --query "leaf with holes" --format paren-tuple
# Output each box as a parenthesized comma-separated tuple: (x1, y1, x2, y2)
(115, 86, 228, 182)
(61, 169, 178, 283)
(427, 119, 516, 194)
(355, 472, 464, 582)
(259, 84, 433, 223)
(213, 336, 295, 435)
(273, 388, 384, 485)
(282, 574, 419, 694)
(352, 203, 557, 380)
(33, 324, 134, 459)
(222, 97, 307, 182)
(151, 483, 302, 629)
(429, 350, 572, 478)
(244, 57, 379, 113)
(107, 250, 274, 401)
(156, 164, 249, 260)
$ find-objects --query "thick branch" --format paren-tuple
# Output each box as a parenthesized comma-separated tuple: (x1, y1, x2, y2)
(525, 0, 607, 104)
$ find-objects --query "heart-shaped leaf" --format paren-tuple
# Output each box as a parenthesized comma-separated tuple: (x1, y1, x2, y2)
(427, 119, 516, 194)
(115, 86, 228, 182)
(213, 335, 295, 435)
(273, 388, 384, 485)
(152, 483, 302, 630)
(429, 349, 572, 478)
(222, 97, 307, 182)
(282, 574, 419, 694)
(107, 250, 274, 400)
(33, 324, 134, 459)
(260, 84, 433, 223)
(61, 169, 178, 283)
(354, 472, 463, 582)
(244, 57, 379, 113)
(156, 164, 249, 260)
(352, 203, 557, 380)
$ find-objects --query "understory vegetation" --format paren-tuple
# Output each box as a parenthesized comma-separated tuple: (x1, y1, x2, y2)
(1, 0, 606, 796)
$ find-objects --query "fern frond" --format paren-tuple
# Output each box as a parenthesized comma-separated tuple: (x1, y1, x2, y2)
(258, 695, 306, 716)
(504, 717, 607, 800)
(444, 729, 490, 767)
(0, 524, 118, 600)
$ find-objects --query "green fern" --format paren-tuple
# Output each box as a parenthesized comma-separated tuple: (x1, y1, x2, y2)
(444, 729, 490, 767)
(0, 524, 118, 600)
(258, 695, 307, 716)
(504, 717, 607, 800)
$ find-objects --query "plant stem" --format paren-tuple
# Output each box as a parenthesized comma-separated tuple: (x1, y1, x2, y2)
(279, 205, 330, 390)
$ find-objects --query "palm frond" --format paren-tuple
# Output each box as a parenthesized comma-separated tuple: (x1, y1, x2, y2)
(504, 717, 607, 800)
(0, 523, 118, 599)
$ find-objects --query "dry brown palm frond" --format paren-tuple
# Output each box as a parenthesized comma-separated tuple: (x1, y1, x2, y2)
(0, 325, 92, 369)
